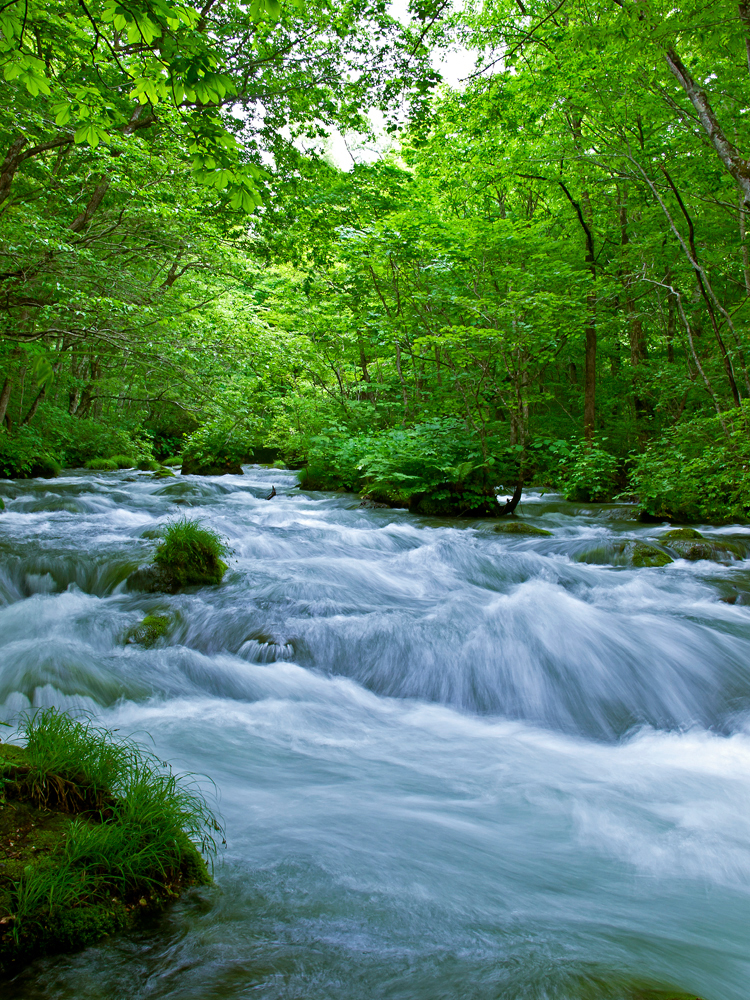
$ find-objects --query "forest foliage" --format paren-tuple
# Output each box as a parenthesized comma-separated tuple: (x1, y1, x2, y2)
(1, 0, 749, 520)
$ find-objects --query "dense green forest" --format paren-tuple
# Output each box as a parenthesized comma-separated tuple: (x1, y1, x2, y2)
(1, 0, 749, 522)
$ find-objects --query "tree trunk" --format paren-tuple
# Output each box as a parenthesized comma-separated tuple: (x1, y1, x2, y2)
(0, 377, 11, 426)
(22, 385, 46, 424)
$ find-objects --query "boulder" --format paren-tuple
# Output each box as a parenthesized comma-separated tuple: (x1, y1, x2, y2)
(629, 541, 673, 567)
(493, 521, 552, 536)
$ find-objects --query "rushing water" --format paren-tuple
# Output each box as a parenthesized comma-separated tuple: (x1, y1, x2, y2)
(3, 468, 750, 999)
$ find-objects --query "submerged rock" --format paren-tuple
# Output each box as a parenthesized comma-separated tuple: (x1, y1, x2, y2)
(126, 564, 182, 594)
(573, 539, 673, 568)
(667, 539, 744, 563)
(126, 613, 172, 647)
(492, 521, 552, 536)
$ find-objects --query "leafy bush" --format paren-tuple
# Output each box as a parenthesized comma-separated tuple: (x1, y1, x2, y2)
(182, 417, 256, 475)
(154, 517, 228, 588)
(0, 428, 61, 479)
(298, 419, 510, 515)
(557, 440, 621, 502)
(630, 408, 750, 522)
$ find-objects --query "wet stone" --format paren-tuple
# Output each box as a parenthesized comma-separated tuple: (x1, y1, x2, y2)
(492, 521, 552, 536)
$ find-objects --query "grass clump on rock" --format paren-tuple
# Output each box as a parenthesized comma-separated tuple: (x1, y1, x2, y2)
(128, 517, 228, 593)
(0, 708, 219, 975)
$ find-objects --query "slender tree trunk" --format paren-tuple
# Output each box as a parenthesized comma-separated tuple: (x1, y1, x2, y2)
(394, 341, 409, 422)
(0, 377, 11, 426)
(22, 385, 46, 424)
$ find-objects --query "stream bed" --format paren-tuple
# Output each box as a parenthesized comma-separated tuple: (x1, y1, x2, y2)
(2, 467, 750, 999)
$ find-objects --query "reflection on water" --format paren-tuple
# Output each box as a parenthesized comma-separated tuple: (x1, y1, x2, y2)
(1, 469, 749, 998)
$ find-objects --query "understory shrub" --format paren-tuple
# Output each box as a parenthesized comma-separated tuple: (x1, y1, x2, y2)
(0, 428, 61, 479)
(630, 408, 750, 522)
(556, 440, 622, 502)
(181, 417, 257, 475)
(298, 419, 523, 515)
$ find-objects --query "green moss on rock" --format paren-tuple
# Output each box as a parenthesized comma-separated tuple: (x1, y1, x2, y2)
(126, 614, 171, 647)
(493, 521, 552, 536)
(662, 527, 704, 540)
(629, 541, 673, 567)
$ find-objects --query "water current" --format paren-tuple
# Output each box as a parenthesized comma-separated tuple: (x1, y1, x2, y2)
(2, 467, 750, 999)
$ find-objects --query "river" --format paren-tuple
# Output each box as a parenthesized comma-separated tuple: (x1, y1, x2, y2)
(2, 466, 750, 999)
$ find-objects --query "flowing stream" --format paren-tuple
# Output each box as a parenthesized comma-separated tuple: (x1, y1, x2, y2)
(3, 467, 750, 999)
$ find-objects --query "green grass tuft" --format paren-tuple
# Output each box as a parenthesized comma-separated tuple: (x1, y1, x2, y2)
(84, 457, 118, 471)
(154, 517, 228, 588)
(0, 709, 220, 973)
(109, 454, 137, 469)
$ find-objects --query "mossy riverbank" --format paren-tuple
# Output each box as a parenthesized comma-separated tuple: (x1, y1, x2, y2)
(0, 710, 218, 976)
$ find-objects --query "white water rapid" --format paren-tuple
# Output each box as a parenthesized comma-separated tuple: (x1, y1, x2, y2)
(2, 467, 750, 999)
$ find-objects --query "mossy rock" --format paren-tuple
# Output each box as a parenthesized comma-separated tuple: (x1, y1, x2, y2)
(662, 527, 703, 541)
(408, 490, 499, 517)
(573, 539, 673, 568)
(0, 497, 4, 511)
(493, 521, 552, 536)
(138, 459, 160, 471)
(668, 539, 744, 563)
(629, 541, 673, 567)
(151, 466, 176, 479)
(181, 454, 243, 476)
(128, 518, 228, 593)
(126, 614, 172, 647)
(359, 491, 408, 510)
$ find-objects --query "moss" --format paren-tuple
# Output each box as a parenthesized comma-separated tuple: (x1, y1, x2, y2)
(0, 497, 4, 511)
(662, 527, 704, 541)
(138, 459, 160, 471)
(0, 712, 216, 975)
(151, 466, 176, 479)
(629, 541, 673, 567)
(126, 614, 171, 647)
(493, 521, 552, 536)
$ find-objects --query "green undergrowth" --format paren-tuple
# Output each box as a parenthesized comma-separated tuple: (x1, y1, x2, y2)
(631, 407, 750, 523)
(0, 709, 220, 975)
